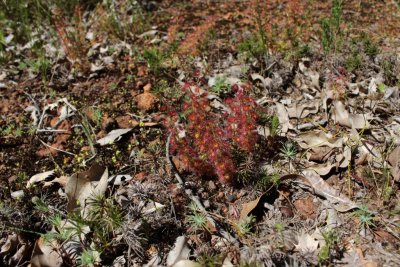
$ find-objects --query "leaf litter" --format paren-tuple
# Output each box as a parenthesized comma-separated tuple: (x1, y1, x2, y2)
(1, 0, 400, 266)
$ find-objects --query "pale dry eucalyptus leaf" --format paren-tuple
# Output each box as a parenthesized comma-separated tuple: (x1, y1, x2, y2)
(30, 237, 63, 267)
(27, 170, 55, 188)
(296, 131, 343, 149)
(0, 234, 18, 256)
(276, 103, 292, 134)
(65, 164, 108, 217)
(96, 128, 132, 146)
(301, 170, 358, 212)
(333, 101, 371, 129)
(388, 146, 400, 181)
(167, 236, 190, 267)
(287, 101, 320, 119)
(295, 233, 319, 255)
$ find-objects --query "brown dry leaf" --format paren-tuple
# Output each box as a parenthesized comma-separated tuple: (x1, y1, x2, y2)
(240, 193, 266, 220)
(135, 92, 159, 112)
(137, 64, 148, 77)
(30, 237, 62, 267)
(143, 83, 151, 93)
(65, 164, 108, 217)
(283, 171, 357, 212)
(0, 234, 18, 256)
(309, 147, 335, 162)
(388, 146, 400, 181)
(276, 103, 292, 133)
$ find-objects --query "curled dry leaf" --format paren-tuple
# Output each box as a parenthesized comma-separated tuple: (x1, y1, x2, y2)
(296, 131, 343, 149)
(240, 194, 265, 220)
(27, 170, 55, 188)
(0, 234, 18, 256)
(287, 100, 319, 119)
(276, 103, 292, 134)
(282, 170, 358, 212)
(333, 101, 371, 129)
(96, 128, 132, 146)
(43, 175, 69, 187)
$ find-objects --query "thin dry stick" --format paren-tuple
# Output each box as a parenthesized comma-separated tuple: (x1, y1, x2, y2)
(39, 139, 76, 156)
(166, 133, 239, 245)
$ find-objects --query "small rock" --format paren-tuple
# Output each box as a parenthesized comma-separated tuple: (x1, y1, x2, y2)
(280, 206, 294, 218)
(134, 172, 147, 181)
(135, 92, 158, 112)
(293, 197, 318, 219)
(208, 180, 217, 191)
(203, 200, 210, 208)
(11, 190, 24, 199)
(217, 192, 224, 199)
(227, 194, 236, 202)
(116, 115, 139, 128)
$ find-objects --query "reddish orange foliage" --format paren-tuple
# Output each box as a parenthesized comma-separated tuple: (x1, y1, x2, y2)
(177, 16, 217, 56)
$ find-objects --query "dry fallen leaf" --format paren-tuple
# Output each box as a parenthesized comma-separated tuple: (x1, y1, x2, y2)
(297, 131, 343, 149)
(27, 170, 55, 188)
(295, 233, 319, 255)
(166, 236, 190, 267)
(30, 237, 63, 267)
(65, 164, 108, 217)
(388, 146, 400, 181)
(333, 101, 371, 129)
(43, 175, 69, 187)
(96, 128, 132, 146)
(276, 103, 292, 134)
(301, 170, 358, 212)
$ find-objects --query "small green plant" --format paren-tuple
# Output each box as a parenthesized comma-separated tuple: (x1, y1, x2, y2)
(210, 75, 229, 95)
(143, 48, 165, 73)
(187, 202, 208, 232)
(238, 34, 267, 60)
(2, 123, 15, 136)
(345, 49, 363, 72)
(79, 248, 100, 267)
(319, 0, 343, 53)
(197, 254, 222, 267)
(269, 115, 279, 137)
(352, 205, 376, 229)
(234, 215, 255, 237)
(318, 229, 339, 264)
(279, 141, 297, 161)
(257, 172, 280, 190)
(377, 83, 385, 93)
